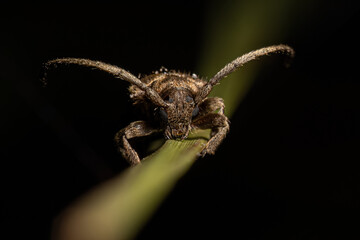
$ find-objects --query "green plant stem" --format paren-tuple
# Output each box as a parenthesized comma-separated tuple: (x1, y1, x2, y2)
(53, 132, 208, 240)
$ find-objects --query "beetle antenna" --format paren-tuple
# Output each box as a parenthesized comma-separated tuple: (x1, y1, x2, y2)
(196, 44, 295, 103)
(41, 58, 168, 107)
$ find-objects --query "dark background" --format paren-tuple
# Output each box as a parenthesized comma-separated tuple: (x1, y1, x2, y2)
(1, 1, 359, 239)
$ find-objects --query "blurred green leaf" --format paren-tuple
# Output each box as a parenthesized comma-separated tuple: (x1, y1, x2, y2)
(198, 0, 297, 115)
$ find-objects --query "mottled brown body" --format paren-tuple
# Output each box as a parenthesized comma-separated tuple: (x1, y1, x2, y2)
(42, 44, 294, 165)
(115, 70, 230, 164)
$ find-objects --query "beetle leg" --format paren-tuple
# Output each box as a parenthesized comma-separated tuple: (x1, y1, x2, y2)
(192, 112, 230, 157)
(114, 120, 160, 165)
(198, 97, 225, 115)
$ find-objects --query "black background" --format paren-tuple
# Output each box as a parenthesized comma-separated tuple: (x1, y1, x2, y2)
(1, 1, 360, 239)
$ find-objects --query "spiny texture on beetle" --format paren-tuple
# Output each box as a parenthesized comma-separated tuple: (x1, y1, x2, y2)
(42, 44, 295, 165)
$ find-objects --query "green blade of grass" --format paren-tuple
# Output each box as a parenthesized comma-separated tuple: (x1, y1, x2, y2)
(53, 1, 298, 240)
(53, 135, 208, 240)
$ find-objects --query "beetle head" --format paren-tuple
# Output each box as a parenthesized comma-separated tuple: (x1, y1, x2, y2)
(157, 88, 199, 139)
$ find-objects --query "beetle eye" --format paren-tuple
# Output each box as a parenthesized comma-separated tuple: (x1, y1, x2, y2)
(191, 106, 199, 118)
(159, 108, 168, 122)
(164, 96, 174, 103)
(186, 95, 193, 103)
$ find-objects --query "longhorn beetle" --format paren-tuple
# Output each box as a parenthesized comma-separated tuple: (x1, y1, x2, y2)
(42, 45, 295, 165)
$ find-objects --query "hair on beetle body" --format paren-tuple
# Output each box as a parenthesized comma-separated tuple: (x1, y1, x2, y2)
(42, 44, 295, 165)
